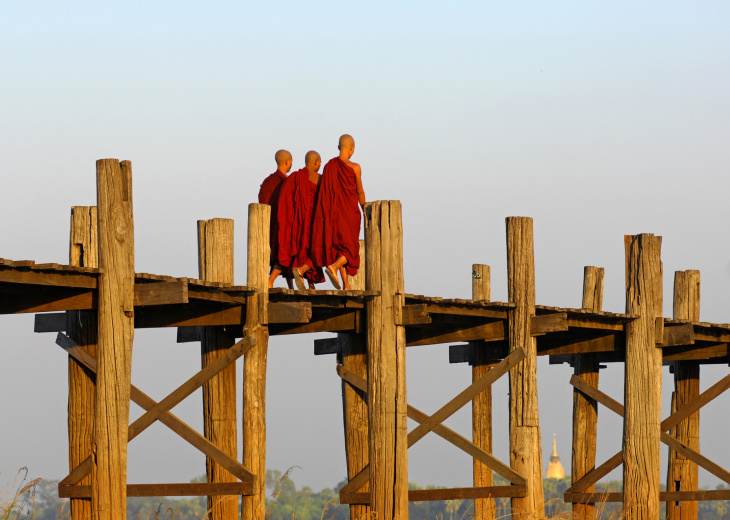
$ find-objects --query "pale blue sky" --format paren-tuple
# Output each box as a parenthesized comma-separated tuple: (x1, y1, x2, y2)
(2, 1, 729, 493)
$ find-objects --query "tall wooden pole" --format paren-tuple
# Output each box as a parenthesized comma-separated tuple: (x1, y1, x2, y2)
(666, 270, 700, 520)
(94, 159, 135, 520)
(198, 219, 238, 520)
(471, 264, 495, 520)
(341, 240, 369, 520)
(242, 204, 270, 520)
(68, 206, 98, 520)
(572, 266, 604, 520)
(365, 201, 409, 520)
(623, 234, 662, 520)
(505, 217, 544, 518)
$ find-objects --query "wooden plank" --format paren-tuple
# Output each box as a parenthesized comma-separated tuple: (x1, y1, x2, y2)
(134, 281, 188, 306)
(420, 303, 509, 320)
(570, 375, 624, 417)
(449, 343, 471, 363)
(538, 332, 620, 357)
(177, 326, 201, 343)
(341, 486, 527, 505)
(565, 452, 624, 494)
(661, 433, 730, 486)
(313, 337, 340, 355)
(34, 312, 67, 332)
(59, 482, 255, 499)
(0, 287, 95, 314)
(135, 304, 244, 328)
(659, 323, 695, 347)
(270, 311, 358, 335)
(0, 267, 98, 288)
(56, 333, 256, 486)
(662, 343, 728, 362)
(529, 313, 568, 335)
(399, 304, 432, 326)
(567, 490, 730, 504)
(406, 320, 505, 347)
(660, 373, 730, 433)
(268, 301, 312, 324)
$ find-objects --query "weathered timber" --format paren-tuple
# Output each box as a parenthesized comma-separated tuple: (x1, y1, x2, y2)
(94, 159, 135, 520)
(407, 320, 505, 347)
(471, 263, 495, 519)
(659, 323, 695, 347)
(270, 310, 359, 335)
(340, 240, 370, 520)
(364, 201, 408, 519)
(67, 206, 98, 520)
(313, 337, 340, 355)
(623, 234, 663, 520)
(667, 270, 700, 520)
(242, 204, 269, 520)
(59, 483, 254, 499)
(197, 218, 238, 520)
(56, 333, 256, 486)
(572, 266, 603, 520)
(530, 313, 568, 335)
(566, 490, 730, 504)
(340, 485, 527, 505)
(506, 217, 544, 518)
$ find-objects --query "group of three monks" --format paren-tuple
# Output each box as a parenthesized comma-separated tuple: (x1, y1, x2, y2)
(258, 134, 366, 291)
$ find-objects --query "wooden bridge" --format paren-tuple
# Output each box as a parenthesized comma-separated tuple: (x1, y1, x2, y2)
(3, 158, 730, 520)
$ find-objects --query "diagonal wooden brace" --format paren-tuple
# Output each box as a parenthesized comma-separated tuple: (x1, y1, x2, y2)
(56, 332, 257, 487)
(339, 348, 526, 494)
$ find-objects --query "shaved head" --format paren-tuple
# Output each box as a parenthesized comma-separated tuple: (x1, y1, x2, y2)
(338, 134, 354, 149)
(305, 150, 321, 166)
(275, 149, 292, 167)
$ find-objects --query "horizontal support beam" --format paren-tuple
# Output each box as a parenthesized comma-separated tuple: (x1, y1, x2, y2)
(314, 337, 340, 355)
(657, 320, 695, 347)
(530, 313, 568, 335)
(268, 302, 312, 324)
(539, 332, 621, 357)
(341, 485, 527, 505)
(270, 311, 360, 335)
(449, 342, 507, 364)
(0, 267, 98, 289)
(398, 304, 432, 326)
(135, 281, 188, 306)
(565, 489, 730, 504)
(407, 320, 505, 347)
(59, 482, 255, 498)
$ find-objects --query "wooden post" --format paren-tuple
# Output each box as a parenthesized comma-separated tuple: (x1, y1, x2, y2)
(505, 217, 544, 518)
(666, 270, 700, 520)
(471, 264, 495, 520)
(341, 240, 369, 520)
(572, 266, 604, 520)
(68, 206, 98, 520)
(364, 201, 409, 520)
(198, 219, 238, 520)
(623, 234, 662, 520)
(242, 204, 270, 520)
(94, 159, 135, 520)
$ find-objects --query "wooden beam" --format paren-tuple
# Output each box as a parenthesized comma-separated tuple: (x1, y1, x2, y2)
(406, 320, 505, 347)
(0, 287, 95, 314)
(268, 301, 312, 324)
(529, 313, 568, 335)
(398, 304, 432, 326)
(59, 482, 254, 499)
(35, 312, 67, 332)
(566, 490, 730, 504)
(0, 266, 98, 289)
(659, 323, 695, 347)
(270, 310, 359, 335)
(341, 486, 527, 505)
(538, 332, 620, 357)
(313, 337, 340, 355)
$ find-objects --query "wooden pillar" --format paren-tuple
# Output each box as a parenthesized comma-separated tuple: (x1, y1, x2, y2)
(364, 201, 408, 520)
(666, 270, 700, 520)
(242, 204, 270, 520)
(198, 219, 238, 520)
(471, 264, 495, 519)
(623, 234, 662, 520)
(505, 217, 544, 518)
(572, 266, 604, 520)
(68, 206, 98, 520)
(93, 159, 135, 520)
(341, 240, 369, 520)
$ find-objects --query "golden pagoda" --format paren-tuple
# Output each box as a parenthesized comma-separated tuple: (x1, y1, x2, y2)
(546, 433, 565, 479)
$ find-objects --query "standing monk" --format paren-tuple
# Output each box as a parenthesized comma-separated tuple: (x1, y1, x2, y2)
(258, 149, 294, 288)
(311, 134, 366, 290)
(277, 151, 326, 290)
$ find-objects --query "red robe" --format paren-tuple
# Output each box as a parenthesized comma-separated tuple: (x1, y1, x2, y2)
(258, 170, 287, 270)
(311, 157, 361, 276)
(277, 168, 325, 284)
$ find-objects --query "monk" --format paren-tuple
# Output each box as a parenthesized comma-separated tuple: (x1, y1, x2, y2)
(311, 134, 366, 290)
(258, 149, 294, 288)
(277, 151, 326, 290)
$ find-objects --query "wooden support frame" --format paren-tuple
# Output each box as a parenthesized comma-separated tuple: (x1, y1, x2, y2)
(55, 332, 257, 493)
(337, 348, 527, 503)
(565, 372, 730, 503)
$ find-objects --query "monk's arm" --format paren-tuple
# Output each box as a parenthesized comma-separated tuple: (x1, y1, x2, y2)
(354, 165, 366, 208)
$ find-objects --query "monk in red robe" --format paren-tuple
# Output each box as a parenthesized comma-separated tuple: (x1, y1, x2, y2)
(258, 149, 293, 288)
(277, 151, 326, 290)
(311, 134, 366, 290)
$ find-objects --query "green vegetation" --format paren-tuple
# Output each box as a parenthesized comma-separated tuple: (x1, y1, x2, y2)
(4, 467, 730, 519)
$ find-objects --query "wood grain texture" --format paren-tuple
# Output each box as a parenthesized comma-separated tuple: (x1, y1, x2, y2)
(197, 218, 238, 520)
(67, 206, 98, 520)
(471, 264, 495, 519)
(667, 270, 700, 520)
(623, 234, 663, 520)
(340, 240, 370, 520)
(93, 159, 135, 520)
(572, 266, 603, 520)
(365, 201, 408, 519)
(242, 204, 270, 520)
(506, 217, 544, 518)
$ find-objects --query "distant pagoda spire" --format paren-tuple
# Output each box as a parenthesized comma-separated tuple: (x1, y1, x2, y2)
(546, 433, 565, 479)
